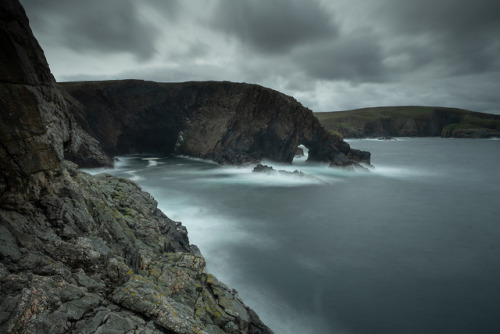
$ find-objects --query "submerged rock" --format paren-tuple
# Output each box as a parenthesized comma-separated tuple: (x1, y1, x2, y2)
(253, 163, 305, 176)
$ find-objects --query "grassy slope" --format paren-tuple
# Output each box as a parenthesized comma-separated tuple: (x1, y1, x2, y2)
(314, 106, 500, 137)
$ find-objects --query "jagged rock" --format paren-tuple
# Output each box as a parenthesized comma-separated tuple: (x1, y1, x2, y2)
(252, 164, 276, 173)
(252, 163, 306, 176)
(0, 164, 273, 333)
(0, 0, 111, 196)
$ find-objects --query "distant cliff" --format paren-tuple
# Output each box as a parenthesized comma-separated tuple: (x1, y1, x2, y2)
(61, 80, 370, 167)
(315, 106, 500, 138)
(0, 1, 272, 333)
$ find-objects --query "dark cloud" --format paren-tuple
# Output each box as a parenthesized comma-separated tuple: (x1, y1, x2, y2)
(376, 0, 500, 76)
(291, 32, 388, 83)
(211, 0, 338, 54)
(381, 0, 500, 35)
(18, 0, 500, 113)
(20, 0, 169, 60)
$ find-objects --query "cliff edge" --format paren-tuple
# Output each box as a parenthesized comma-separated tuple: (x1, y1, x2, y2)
(0, 1, 272, 333)
(61, 80, 370, 167)
(315, 106, 500, 138)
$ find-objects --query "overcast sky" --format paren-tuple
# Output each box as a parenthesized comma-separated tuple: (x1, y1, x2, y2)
(21, 0, 500, 114)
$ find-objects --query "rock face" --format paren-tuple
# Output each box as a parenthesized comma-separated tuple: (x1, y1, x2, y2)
(61, 80, 370, 166)
(0, 162, 272, 333)
(316, 106, 500, 138)
(0, 0, 272, 333)
(0, 0, 111, 195)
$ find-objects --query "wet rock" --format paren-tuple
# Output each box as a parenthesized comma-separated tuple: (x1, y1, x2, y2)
(295, 146, 305, 157)
(252, 164, 275, 173)
(253, 163, 305, 176)
(0, 164, 273, 333)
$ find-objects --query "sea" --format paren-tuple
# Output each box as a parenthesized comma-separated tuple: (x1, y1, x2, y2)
(86, 137, 500, 334)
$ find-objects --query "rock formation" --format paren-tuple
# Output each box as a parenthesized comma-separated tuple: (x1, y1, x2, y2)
(0, 0, 111, 188)
(61, 80, 370, 167)
(315, 106, 500, 138)
(0, 0, 272, 332)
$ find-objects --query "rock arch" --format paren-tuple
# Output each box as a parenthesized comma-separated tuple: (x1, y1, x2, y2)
(62, 80, 370, 167)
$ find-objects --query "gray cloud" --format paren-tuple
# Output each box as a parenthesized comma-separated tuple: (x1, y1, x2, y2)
(19, 0, 500, 113)
(376, 0, 500, 76)
(211, 0, 338, 54)
(291, 31, 388, 83)
(21, 0, 166, 60)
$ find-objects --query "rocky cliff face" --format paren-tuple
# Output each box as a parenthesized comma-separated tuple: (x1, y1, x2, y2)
(0, 0, 111, 196)
(0, 1, 272, 333)
(0, 162, 271, 333)
(61, 80, 370, 166)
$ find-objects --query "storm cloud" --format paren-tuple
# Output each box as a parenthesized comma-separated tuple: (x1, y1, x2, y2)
(211, 0, 338, 54)
(21, 0, 175, 60)
(20, 0, 500, 113)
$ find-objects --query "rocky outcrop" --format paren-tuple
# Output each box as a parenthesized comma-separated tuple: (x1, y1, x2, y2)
(0, 0, 111, 195)
(0, 0, 272, 333)
(0, 162, 272, 333)
(253, 163, 305, 176)
(316, 106, 500, 138)
(61, 80, 370, 167)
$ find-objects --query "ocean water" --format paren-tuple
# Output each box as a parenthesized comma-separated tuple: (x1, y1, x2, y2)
(88, 138, 500, 334)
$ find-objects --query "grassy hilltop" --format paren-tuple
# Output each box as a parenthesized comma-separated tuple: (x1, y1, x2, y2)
(315, 106, 500, 138)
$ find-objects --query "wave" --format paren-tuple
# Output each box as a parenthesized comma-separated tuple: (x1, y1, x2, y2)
(86, 153, 433, 190)
(141, 157, 165, 167)
(146, 188, 335, 334)
(369, 165, 434, 179)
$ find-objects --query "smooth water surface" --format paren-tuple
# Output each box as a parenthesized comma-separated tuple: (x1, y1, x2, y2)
(89, 138, 500, 334)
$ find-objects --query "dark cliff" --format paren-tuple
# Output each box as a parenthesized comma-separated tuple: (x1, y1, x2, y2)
(61, 80, 370, 166)
(0, 0, 272, 333)
(0, 0, 111, 195)
(316, 106, 500, 138)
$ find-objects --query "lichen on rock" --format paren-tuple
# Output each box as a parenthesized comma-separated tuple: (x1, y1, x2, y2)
(0, 163, 273, 333)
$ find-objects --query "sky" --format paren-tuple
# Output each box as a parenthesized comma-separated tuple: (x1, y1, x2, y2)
(20, 0, 500, 114)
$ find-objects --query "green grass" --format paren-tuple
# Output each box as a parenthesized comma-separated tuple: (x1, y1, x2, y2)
(315, 106, 463, 122)
(314, 106, 500, 137)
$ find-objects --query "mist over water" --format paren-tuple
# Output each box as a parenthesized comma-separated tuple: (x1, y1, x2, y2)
(88, 138, 500, 334)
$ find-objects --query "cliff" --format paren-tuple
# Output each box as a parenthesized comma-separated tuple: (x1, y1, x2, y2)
(0, 1, 271, 333)
(315, 106, 500, 138)
(61, 80, 370, 167)
(0, 0, 111, 187)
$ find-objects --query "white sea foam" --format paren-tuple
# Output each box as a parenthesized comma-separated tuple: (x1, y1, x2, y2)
(142, 157, 162, 167)
(150, 192, 275, 262)
(124, 169, 144, 181)
(369, 165, 435, 179)
(175, 154, 219, 165)
(197, 162, 334, 187)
